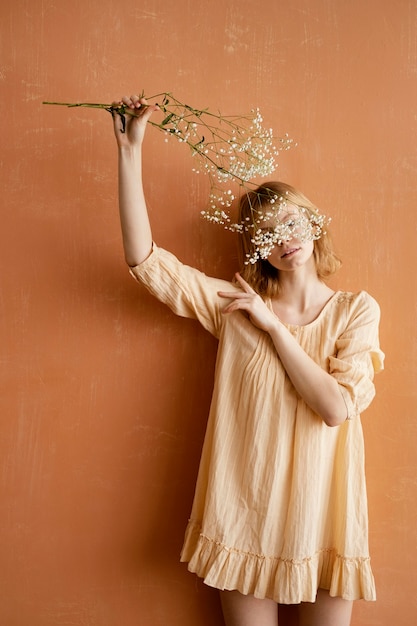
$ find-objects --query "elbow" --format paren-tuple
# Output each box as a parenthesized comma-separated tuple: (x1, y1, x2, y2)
(322, 412, 347, 428)
(319, 381, 348, 427)
(124, 245, 153, 268)
(320, 393, 348, 427)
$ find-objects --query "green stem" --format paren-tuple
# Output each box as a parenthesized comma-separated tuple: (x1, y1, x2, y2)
(42, 96, 279, 197)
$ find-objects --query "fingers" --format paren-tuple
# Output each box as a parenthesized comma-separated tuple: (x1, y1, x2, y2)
(120, 94, 159, 116)
(218, 274, 257, 301)
(218, 290, 241, 299)
(218, 276, 273, 331)
(110, 100, 126, 136)
(110, 95, 144, 111)
(222, 299, 250, 313)
(111, 94, 159, 140)
(218, 275, 262, 317)
(234, 272, 257, 294)
(218, 290, 257, 314)
(111, 95, 158, 119)
(121, 94, 144, 110)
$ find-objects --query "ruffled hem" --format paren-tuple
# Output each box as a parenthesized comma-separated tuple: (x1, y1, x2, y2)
(180, 521, 376, 604)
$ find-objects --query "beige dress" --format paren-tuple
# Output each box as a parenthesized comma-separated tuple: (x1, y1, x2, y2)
(130, 245, 384, 604)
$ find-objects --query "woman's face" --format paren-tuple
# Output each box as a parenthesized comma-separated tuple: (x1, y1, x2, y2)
(256, 204, 315, 271)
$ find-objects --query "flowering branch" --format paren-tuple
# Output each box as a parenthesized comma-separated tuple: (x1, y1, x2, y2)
(43, 94, 334, 264)
(43, 92, 294, 217)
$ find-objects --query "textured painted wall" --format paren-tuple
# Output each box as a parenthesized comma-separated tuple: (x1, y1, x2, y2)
(1, 0, 416, 624)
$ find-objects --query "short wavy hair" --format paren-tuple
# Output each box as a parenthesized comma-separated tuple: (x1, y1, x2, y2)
(238, 181, 342, 297)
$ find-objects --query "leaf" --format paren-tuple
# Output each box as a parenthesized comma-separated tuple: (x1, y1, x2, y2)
(161, 112, 175, 126)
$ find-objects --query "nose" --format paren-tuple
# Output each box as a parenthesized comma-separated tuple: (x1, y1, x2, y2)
(277, 234, 293, 246)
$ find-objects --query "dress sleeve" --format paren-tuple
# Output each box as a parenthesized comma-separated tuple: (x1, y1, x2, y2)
(328, 292, 384, 419)
(128, 244, 238, 338)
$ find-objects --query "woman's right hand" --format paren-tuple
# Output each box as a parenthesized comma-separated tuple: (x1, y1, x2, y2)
(111, 94, 159, 149)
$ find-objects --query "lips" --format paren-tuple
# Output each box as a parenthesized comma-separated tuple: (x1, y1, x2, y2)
(280, 247, 300, 258)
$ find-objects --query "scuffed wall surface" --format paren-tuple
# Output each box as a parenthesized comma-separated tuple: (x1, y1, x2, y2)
(1, 0, 416, 624)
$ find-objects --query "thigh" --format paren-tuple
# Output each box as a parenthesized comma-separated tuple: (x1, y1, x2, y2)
(220, 590, 279, 626)
(298, 589, 353, 626)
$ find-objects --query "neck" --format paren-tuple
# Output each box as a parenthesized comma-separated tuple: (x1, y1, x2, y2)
(276, 265, 331, 311)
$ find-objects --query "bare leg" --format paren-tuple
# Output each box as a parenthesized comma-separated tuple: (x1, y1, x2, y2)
(220, 590, 279, 626)
(298, 589, 353, 626)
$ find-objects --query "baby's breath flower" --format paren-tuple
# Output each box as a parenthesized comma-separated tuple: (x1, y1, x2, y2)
(43, 93, 309, 261)
(241, 203, 331, 265)
(43, 92, 294, 215)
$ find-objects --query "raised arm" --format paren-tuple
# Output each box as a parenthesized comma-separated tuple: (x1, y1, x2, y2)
(111, 94, 159, 267)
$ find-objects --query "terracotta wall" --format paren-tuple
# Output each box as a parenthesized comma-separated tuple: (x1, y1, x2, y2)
(1, 0, 416, 624)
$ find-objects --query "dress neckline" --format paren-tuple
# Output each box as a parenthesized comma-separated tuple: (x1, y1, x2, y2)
(267, 290, 342, 330)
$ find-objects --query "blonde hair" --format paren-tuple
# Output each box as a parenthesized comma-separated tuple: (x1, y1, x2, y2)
(238, 181, 342, 297)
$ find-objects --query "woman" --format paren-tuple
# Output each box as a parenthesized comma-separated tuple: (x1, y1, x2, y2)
(111, 94, 384, 626)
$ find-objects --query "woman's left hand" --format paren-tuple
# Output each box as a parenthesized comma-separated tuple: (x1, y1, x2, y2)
(218, 273, 279, 333)
(111, 95, 159, 149)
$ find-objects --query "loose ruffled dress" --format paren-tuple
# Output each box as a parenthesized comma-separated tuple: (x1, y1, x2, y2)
(130, 244, 384, 604)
